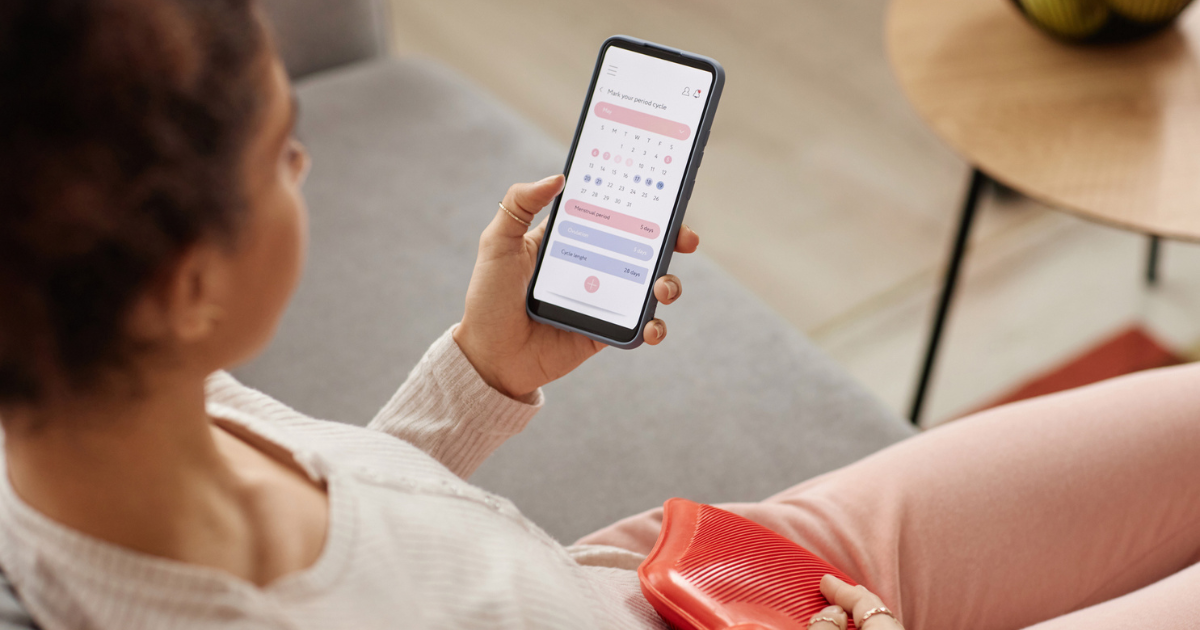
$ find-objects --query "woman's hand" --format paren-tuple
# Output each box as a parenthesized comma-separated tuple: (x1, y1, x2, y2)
(807, 575, 904, 630)
(453, 175, 700, 400)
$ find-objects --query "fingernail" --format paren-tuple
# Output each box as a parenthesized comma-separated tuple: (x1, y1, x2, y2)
(666, 279, 679, 300)
(656, 321, 666, 339)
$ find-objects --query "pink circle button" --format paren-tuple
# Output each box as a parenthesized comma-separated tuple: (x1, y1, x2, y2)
(584, 276, 600, 293)
(602, 152, 610, 160)
(626, 158, 634, 166)
(664, 155, 673, 164)
(591, 148, 599, 157)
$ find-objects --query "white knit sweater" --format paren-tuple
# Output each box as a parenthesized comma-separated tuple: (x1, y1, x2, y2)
(0, 328, 669, 629)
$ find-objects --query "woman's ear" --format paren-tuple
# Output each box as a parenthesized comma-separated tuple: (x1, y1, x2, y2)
(127, 243, 231, 346)
(167, 244, 230, 343)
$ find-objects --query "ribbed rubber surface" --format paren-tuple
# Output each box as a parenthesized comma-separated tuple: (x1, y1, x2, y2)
(639, 498, 860, 630)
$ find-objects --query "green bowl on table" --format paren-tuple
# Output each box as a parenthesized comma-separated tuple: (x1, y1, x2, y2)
(1011, 0, 1195, 42)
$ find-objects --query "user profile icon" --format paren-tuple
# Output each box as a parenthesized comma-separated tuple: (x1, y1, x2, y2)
(681, 87, 691, 96)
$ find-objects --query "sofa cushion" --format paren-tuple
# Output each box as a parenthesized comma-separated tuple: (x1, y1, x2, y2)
(235, 58, 915, 543)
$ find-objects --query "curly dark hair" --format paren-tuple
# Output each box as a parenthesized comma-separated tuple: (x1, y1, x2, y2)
(0, 0, 268, 405)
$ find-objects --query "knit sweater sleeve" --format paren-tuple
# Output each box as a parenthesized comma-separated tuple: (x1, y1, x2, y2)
(366, 325, 544, 479)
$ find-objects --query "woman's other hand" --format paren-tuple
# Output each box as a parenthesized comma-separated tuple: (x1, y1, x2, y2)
(454, 175, 700, 400)
(809, 575, 904, 630)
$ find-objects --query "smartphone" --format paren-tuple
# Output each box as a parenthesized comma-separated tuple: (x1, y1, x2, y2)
(526, 36, 724, 349)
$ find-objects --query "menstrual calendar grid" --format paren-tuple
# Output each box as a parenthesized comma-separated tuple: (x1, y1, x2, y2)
(550, 104, 686, 317)
(532, 44, 713, 329)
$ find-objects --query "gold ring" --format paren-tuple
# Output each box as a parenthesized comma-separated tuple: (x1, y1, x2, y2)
(498, 201, 531, 227)
(807, 616, 841, 629)
(861, 606, 899, 627)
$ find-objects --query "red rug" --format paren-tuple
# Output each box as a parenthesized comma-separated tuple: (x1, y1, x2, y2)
(977, 325, 1187, 411)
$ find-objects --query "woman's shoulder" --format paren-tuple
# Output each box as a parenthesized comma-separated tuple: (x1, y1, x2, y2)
(204, 371, 459, 482)
(205, 371, 309, 423)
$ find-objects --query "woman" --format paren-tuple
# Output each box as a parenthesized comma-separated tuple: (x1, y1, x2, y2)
(2, 1, 1198, 629)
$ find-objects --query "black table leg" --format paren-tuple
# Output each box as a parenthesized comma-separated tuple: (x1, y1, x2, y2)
(1146, 235, 1162, 286)
(909, 168, 989, 426)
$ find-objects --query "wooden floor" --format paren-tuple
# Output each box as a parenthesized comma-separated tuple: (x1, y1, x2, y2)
(389, 0, 1200, 425)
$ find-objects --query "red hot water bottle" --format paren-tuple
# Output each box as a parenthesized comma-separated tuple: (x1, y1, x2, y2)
(638, 498, 859, 630)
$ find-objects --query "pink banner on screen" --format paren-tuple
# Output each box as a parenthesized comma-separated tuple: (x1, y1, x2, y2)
(563, 199, 660, 239)
(593, 102, 692, 141)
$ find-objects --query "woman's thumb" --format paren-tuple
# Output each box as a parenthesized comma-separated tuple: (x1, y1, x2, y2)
(491, 175, 565, 239)
(519, 174, 565, 212)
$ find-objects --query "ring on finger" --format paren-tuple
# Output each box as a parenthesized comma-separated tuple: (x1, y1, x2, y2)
(498, 201, 531, 227)
(807, 617, 842, 630)
(861, 606, 901, 628)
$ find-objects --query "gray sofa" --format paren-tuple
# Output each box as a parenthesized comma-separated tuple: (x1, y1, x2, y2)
(0, 2, 917, 627)
(241, 0, 916, 545)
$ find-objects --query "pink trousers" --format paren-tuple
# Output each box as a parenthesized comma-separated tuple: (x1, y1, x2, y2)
(577, 363, 1200, 630)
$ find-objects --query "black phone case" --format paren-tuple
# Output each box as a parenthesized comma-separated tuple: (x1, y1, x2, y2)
(526, 35, 725, 348)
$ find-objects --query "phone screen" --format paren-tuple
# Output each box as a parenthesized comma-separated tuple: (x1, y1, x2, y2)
(530, 43, 715, 333)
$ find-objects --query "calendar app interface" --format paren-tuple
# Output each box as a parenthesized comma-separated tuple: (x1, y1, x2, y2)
(533, 46, 714, 329)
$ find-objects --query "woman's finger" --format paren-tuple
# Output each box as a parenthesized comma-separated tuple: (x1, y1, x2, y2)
(643, 319, 667, 345)
(653, 274, 682, 304)
(674, 224, 700, 253)
(807, 605, 847, 630)
(525, 216, 551, 246)
(820, 575, 902, 629)
(820, 575, 865, 612)
(490, 175, 564, 241)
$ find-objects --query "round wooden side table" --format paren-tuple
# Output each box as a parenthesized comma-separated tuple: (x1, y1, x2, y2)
(887, 0, 1200, 424)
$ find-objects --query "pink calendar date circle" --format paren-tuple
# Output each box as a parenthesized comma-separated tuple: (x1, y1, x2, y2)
(626, 158, 633, 166)
(591, 148, 599, 157)
(664, 155, 673, 164)
(602, 152, 610, 160)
